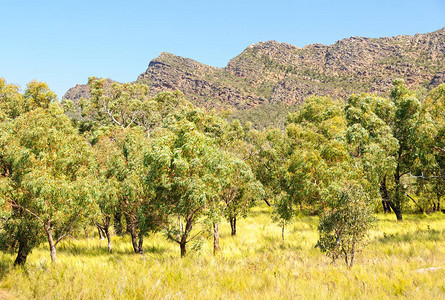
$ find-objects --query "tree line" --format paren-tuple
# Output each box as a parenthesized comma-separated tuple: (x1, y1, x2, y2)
(0, 77, 444, 267)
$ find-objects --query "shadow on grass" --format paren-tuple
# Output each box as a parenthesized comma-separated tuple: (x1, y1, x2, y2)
(0, 257, 12, 281)
(255, 235, 303, 253)
(377, 228, 444, 244)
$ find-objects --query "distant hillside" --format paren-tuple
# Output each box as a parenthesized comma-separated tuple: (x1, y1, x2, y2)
(65, 28, 445, 127)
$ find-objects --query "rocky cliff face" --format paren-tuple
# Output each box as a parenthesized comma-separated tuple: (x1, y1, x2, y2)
(65, 28, 445, 111)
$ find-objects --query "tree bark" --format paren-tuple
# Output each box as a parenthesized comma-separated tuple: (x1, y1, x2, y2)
(138, 233, 144, 255)
(180, 241, 186, 257)
(179, 216, 193, 257)
(350, 241, 356, 267)
(114, 211, 123, 236)
(44, 221, 57, 264)
(125, 214, 132, 235)
(391, 162, 404, 221)
(97, 225, 105, 240)
(128, 222, 141, 254)
(230, 217, 236, 236)
(388, 201, 403, 221)
(105, 226, 112, 253)
(14, 240, 29, 266)
(379, 178, 392, 213)
(213, 223, 220, 255)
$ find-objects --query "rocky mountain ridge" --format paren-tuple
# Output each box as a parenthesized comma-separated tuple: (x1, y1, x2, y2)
(64, 28, 445, 111)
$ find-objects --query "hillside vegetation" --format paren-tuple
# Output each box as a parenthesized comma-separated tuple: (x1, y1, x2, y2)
(1, 31, 445, 298)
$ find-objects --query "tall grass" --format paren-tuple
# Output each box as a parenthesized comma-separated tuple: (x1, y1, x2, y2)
(1, 205, 444, 299)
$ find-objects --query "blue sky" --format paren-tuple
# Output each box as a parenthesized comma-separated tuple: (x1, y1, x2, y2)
(1, 0, 444, 98)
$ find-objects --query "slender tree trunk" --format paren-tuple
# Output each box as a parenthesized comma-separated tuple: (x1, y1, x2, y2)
(379, 178, 392, 213)
(178, 214, 183, 234)
(407, 194, 424, 213)
(230, 217, 236, 236)
(84, 226, 89, 239)
(392, 162, 404, 221)
(14, 240, 29, 266)
(114, 211, 123, 236)
(44, 221, 57, 264)
(128, 222, 141, 254)
(213, 223, 220, 255)
(138, 233, 144, 255)
(105, 226, 112, 253)
(97, 225, 105, 240)
(179, 217, 193, 257)
(125, 214, 132, 235)
(350, 241, 356, 267)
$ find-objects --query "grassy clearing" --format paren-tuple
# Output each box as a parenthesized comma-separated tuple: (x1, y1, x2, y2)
(0, 205, 444, 299)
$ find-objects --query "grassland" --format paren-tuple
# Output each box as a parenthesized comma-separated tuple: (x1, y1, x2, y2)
(0, 205, 444, 299)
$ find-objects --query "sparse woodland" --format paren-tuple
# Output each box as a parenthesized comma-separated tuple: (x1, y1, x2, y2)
(0, 77, 444, 298)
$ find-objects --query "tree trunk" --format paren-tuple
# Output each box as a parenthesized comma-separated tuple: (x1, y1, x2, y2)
(97, 225, 104, 240)
(391, 164, 404, 221)
(179, 217, 193, 257)
(114, 211, 123, 236)
(125, 214, 132, 235)
(105, 227, 112, 253)
(388, 201, 403, 221)
(138, 233, 144, 255)
(178, 214, 183, 235)
(213, 223, 220, 255)
(44, 221, 57, 264)
(379, 178, 392, 213)
(180, 241, 186, 257)
(349, 241, 356, 267)
(230, 217, 236, 236)
(128, 223, 140, 254)
(14, 240, 29, 266)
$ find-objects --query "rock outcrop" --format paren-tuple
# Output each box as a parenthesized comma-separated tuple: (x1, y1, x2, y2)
(65, 28, 445, 111)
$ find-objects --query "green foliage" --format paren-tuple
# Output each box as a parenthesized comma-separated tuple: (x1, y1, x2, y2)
(0, 104, 96, 263)
(316, 182, 376, 267)
(146, 118, 227, 255)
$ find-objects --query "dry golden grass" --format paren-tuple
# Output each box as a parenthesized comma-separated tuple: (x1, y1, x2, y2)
(0, 205, 444, 299)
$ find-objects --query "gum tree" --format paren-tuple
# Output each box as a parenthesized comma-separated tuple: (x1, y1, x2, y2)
(146, 119, 225, 257)
(1, 103, 96, 263)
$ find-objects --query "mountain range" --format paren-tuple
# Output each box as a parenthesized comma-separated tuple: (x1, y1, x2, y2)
(64, 27, 445, 127)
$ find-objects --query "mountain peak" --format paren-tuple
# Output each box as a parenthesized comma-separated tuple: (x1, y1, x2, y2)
(66, 28, 445, 113)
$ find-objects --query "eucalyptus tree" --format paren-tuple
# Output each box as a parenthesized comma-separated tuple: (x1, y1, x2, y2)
(92, 130, 122, 252)
(183, 112, 264, 239)
(0, 103, 96, 263)
(345, 94, 398, 213)
(93, 126, 161, 254)
(220, 155, 264, 237)
(283, 96, 347, 214)
(146, 119, 226, 257)
(78, 78, 190, 235)
(80, 77, 190, 136)
(412, 83, 445, 211)
(1, 79, 93, 264)
(275, 95, 376, 263)
(316, 181, 376, 267)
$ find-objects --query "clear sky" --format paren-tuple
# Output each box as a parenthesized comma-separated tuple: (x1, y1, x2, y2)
(1, 0, 444, 98)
